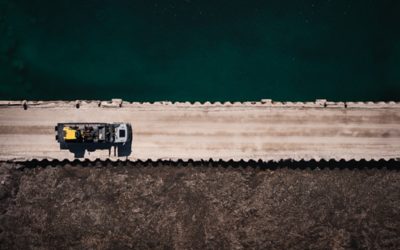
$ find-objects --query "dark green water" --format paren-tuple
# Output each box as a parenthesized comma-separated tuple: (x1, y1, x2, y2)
(0, 0, 399, 101)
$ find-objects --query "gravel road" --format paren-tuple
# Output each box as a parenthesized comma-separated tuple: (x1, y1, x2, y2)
(0, 101, 399, 161)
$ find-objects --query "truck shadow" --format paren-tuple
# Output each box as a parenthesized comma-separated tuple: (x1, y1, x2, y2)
(60, 141, 132, 158)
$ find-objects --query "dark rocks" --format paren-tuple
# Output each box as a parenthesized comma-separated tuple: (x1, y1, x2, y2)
(0, 162, 400, 249)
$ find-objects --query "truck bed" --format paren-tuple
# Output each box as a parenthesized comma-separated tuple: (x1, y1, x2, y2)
(55, 123, 114, 144)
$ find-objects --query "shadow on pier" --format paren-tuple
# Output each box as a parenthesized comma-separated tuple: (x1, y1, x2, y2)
(60, 141, 132, 158)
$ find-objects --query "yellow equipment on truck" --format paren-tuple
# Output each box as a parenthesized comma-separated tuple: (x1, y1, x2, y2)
(55, 123, 132, 145)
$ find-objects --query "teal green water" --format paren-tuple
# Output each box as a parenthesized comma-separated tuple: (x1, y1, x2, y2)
(0, 0, 399, 101)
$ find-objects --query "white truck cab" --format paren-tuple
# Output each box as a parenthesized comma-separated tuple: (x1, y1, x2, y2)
(114, 123, 130, 144)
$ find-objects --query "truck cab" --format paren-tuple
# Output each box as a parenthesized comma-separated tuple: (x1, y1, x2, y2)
(114, 123, 130, 144)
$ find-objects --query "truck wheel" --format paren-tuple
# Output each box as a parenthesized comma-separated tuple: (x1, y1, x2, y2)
(55, 135, 58, 141)
(54, 126, 58, 131)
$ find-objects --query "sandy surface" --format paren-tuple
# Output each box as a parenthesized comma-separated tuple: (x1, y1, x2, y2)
(1, 161, 399, 249)
(0, 101, 399, 161)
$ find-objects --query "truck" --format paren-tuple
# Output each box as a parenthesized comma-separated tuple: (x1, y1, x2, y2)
(55, 123, 132, 145)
